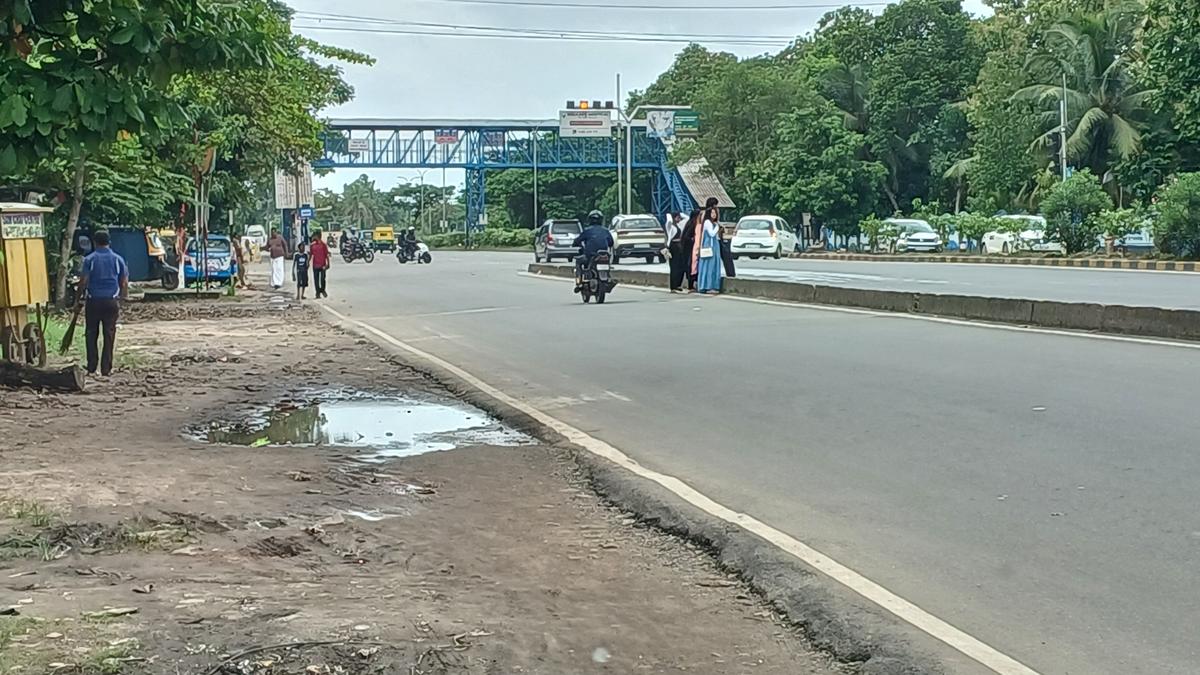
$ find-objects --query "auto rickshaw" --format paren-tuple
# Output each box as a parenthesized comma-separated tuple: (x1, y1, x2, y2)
(0, 203, 53, 366)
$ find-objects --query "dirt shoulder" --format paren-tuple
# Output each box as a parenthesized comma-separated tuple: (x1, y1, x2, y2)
(1, 291, 843, 674)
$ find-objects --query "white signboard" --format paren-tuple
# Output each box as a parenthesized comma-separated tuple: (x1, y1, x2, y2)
(0, 212, 44, 239)
(559, 110, 613, 138)
(273, 163, 314, 210)
(348, 138, 370, 153)
(646, 110, 676, 139)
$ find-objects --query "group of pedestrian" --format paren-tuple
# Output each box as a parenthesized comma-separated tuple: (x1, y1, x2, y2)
(265, 229, 330, 300)
(665, 197, 735, 294)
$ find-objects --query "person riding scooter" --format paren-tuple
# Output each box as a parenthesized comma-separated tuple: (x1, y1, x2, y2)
(573, 210, 614, 288)
(401, 226, 419, 260)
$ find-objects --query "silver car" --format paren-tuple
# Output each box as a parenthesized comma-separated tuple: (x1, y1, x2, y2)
(534, 219, 582, 263)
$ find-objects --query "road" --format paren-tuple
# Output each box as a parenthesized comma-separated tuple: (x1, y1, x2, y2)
(328, 251, 1200, 675)
(623, 255, 1200, 309)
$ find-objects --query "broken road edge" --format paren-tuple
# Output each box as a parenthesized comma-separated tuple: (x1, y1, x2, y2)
(320, 305, 956, 675)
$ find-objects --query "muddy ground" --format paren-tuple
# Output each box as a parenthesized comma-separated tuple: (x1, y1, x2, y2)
(0, 290, 843, 674)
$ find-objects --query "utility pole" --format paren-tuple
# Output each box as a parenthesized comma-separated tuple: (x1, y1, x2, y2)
(441, 166, 447, 233)
(1060, 72, 1069, 182)
(533, 127, 539, 228)
(625, 114, 633, 214)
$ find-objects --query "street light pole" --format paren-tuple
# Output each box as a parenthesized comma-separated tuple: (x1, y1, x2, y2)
(415, 169, 429, 231)
(533, 126, 540, 228)
(1060, 72, 1069, 182)
(616, 73, 623, 215)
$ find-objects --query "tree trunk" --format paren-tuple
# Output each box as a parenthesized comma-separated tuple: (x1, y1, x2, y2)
(882, 182, 900, 212)
(55, 154, 88, 307)
(0, 361, 85, 392)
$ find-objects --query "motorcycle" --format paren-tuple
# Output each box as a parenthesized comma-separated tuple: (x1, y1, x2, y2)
(396, 241, 432, 264)
(575, 251, 617, 304)
(341, 240, 375, 264)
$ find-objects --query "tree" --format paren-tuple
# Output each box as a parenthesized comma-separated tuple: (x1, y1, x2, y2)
(1013, 5, 1155, 192)
(627, 44, 737, 111)
(1, 0, 286, 303)
(809, 7, 880, 67)
(1143, 0, 1200, 153)
(1038, 169, 1113, 252)
(743, 99, 885, 231)
(964, 9, 1043, 210)
(867, 0, 981, 211)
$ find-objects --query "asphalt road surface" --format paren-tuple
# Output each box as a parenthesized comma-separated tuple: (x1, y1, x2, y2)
(626, 255, 1200, 309)
(327, 251, 1200, 675)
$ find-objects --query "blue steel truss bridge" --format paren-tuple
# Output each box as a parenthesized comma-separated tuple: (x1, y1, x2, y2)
(316, 118, 731, 229)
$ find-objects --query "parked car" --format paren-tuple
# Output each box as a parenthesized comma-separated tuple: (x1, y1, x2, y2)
(184, 234, 238, 284)
(1094, 223, 1155, 254)
(609, 214, 666, 264)
(533, 219, 582, 263)
(885, 218, 942, 253)
(980, 215, 1066, 256)
(731, 215, 798, 259)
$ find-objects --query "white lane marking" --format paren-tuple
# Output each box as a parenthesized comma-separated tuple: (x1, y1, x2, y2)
(321, 304, 1042, 675)
(409, 306, 518, 318)
(517, 271, 1200, 351)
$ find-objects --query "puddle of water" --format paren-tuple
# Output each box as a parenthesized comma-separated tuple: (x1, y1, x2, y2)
(198, 396, 532, 460)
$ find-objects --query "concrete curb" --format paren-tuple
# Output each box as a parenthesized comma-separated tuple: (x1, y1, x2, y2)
(321, 304, 950, 675)
(792, 252, 1199, 272)
(529, 263, 1200, 341)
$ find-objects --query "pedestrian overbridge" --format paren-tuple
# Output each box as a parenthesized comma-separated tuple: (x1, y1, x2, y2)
(316, 118, 730, 228)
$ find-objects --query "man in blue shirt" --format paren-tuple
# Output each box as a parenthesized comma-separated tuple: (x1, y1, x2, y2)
(76, 230, 128, 376)
(573, 210, 613, 285)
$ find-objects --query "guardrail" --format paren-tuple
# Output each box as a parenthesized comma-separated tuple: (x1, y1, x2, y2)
(528, 263, 1200, 341)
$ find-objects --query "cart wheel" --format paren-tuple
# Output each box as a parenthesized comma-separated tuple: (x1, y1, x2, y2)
(22, 324, 47, 367)
(1, 327, 22, 363)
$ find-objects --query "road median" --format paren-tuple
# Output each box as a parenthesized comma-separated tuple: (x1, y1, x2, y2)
(791, 251, 1200, 272)
(529, 262, 1200, 341)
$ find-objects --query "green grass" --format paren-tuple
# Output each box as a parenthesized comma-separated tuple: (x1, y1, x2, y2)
(43, 315, 149, 370)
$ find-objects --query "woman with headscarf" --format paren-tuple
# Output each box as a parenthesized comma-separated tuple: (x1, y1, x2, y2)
(696, 205, 722, 294)
(683, 208, 702, 292)
(665, 213, 688, 292)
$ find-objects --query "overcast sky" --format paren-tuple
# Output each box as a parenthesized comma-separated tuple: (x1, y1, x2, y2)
(288, 0, 988, 193)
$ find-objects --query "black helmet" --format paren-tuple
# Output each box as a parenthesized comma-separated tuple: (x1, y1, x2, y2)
(588, 210, 603, 226)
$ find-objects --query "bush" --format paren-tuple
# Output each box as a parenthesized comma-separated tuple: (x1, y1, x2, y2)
(425, 232, 466, 249)
(473, 228, 533, 249)
(1153, 173, 1200, 258)
(1038, 170, 1113, 254)
(1089, 207, 1143, 248)
(955, 212, 1003, 249)
(857, 216, 896, 252)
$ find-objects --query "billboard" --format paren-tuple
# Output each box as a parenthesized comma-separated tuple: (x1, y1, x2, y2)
(559, 109, 612, 138)
(273, 163, 313, 211)
(434, 129, 460, 144)
(646, 110, 676, 139)
(348, 138, 370, 153)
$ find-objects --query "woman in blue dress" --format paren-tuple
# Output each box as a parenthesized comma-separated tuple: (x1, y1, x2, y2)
(696, 207, 722, 293)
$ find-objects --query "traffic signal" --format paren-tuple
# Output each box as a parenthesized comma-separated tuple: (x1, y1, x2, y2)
(566, 100, 615, 110)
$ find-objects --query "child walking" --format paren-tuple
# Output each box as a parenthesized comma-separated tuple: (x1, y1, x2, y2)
(293, 242, 310, 300)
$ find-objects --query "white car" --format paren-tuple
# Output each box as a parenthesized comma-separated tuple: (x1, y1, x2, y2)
(886, 218, 942, 253)
(980, 215, 1066, 256)
(609, 214, 666, 264)
(731, 215, 798, 259)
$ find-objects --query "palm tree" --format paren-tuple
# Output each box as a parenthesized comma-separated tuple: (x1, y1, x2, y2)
(1012, 3, 1155, 190)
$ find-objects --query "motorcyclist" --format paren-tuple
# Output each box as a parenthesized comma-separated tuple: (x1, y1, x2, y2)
(573, 210, 614, 286)
(402, 227, 418, 259)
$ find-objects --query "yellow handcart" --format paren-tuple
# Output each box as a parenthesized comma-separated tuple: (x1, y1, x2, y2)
(0, 203, 53, 366)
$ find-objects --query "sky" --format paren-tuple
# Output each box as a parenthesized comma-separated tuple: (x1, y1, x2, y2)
(288, 0, 989, 193)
